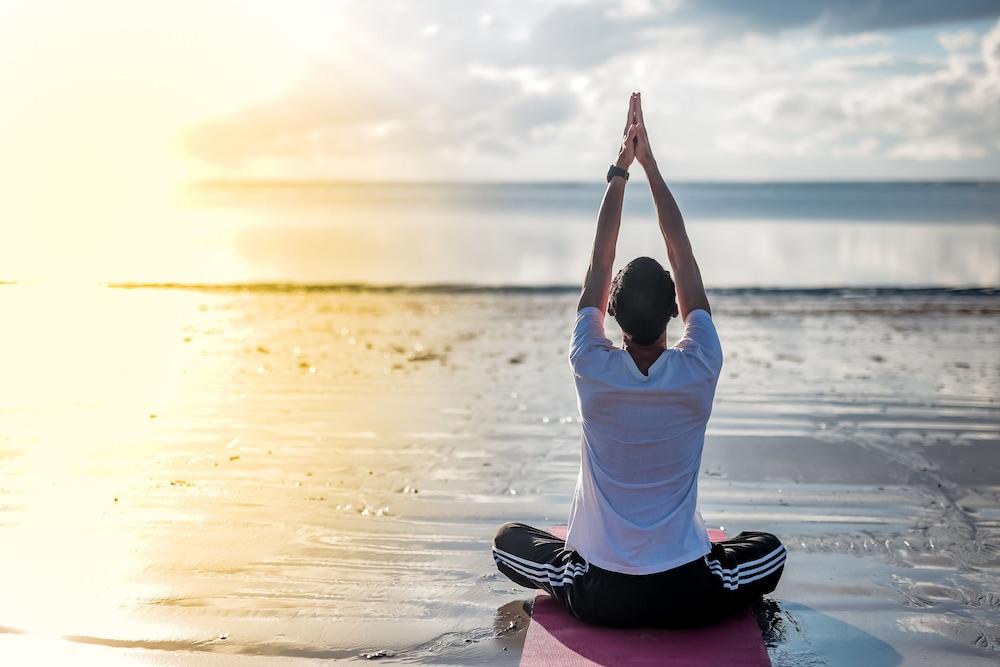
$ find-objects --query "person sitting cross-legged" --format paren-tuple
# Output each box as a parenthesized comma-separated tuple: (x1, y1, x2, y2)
(491, 92, 786, 629)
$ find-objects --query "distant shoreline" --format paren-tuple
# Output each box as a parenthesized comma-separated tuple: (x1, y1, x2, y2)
(189, 178, 1000, 189)
(180, 180, 1000, 226)
(1, 280, 996, 296)
(102, 283, 1000, 297)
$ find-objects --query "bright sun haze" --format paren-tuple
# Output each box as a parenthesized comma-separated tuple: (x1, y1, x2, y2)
(2, 1, 999, 285)
(0, 2, 998, 665)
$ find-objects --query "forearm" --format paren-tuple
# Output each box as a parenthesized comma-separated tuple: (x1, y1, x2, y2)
(643, 158, 689, 253)
(592, 176, 627, 265)
(643, 159, 710, 316)
(579, 93, 638, 313)
(578, 175, 627, 311)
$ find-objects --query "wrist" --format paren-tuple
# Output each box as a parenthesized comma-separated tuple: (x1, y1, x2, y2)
(614, 155, 632, 171)
(639, 155, 658, 173)
(607, 163, 630, 184)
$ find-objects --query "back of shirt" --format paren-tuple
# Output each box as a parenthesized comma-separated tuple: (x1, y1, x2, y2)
(565, 306, 723, 575)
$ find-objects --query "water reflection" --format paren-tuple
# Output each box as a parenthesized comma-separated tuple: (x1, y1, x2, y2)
(194, 181, 1000, 287)
(753, 600, 903, 667)
(233, 212, 1000, 287)
(4, 182, 997, 287)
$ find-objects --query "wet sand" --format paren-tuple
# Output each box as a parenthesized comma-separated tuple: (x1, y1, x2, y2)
(0, 285, 997, 665)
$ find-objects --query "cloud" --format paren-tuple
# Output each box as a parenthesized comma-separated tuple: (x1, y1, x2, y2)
(726, 20, 1000, 162)
(986, 16, 1000, 74)
(184, 56, 580, 169)
(183, 1, 642, 170)
(516, 1, 669, 67)
(691, 0, 1000, 34)
(938, 29, 981, 52)
(181, 2, 1000, 179)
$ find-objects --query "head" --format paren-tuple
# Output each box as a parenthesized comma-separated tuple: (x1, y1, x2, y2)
(608, 257, 678, 346)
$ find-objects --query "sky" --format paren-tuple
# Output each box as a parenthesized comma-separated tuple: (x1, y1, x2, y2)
(1, 0, 999, 188)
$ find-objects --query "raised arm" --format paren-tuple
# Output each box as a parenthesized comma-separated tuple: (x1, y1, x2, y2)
(634, 93, 711, 318)
(578, 94, 640, 313)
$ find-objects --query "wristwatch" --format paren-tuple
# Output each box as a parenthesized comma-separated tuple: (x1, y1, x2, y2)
(607, 165, 629, 183)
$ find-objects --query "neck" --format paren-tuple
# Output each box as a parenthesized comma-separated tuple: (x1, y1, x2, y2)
(624, 333, 667, 353)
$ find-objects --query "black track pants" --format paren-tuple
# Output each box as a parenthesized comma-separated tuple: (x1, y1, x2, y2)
(492, 522, 785, 628)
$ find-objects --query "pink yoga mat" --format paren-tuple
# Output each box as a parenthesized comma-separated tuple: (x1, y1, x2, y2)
(519, 527, 771, 667)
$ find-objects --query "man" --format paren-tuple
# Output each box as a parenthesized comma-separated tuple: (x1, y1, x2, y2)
(492, 93, 785, 628)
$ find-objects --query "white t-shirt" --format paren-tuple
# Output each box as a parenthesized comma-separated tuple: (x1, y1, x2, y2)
(565, 306, 723, 575)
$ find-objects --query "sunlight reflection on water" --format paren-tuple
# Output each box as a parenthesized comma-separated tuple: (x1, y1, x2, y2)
(231, 213, 1000, 287)
(4, 183, 997, 286)
(194, 181, 1000, 287)
(0, 284, 996, 663)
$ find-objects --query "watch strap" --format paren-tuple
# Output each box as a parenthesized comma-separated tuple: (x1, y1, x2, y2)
(607, 165, 629, 182)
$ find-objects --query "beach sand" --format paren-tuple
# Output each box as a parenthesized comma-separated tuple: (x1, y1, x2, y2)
(0, 284, 997, 665)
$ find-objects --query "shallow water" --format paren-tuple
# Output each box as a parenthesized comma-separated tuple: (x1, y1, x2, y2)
(0, 285, 997, 664)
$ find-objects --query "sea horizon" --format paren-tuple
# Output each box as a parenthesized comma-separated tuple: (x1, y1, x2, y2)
(7, 180, 997, 288)
(76, 283, 1000, 295)
(189, 177, 1000, 186)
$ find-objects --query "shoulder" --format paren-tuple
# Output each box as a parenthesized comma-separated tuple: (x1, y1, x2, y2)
(570, 307, 611, 351)
(685, 308, 715, 327)
(671, 309, 723, 374)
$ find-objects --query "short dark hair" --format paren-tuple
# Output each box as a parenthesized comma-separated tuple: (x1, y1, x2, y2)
(608, 257, 677, 345)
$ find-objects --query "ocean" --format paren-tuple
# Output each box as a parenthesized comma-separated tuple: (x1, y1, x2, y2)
(0, 181, 998, 664)
(98, 180, 1000, 288)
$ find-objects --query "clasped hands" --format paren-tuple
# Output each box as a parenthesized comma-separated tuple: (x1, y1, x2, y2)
(615, 92, 656, 173)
